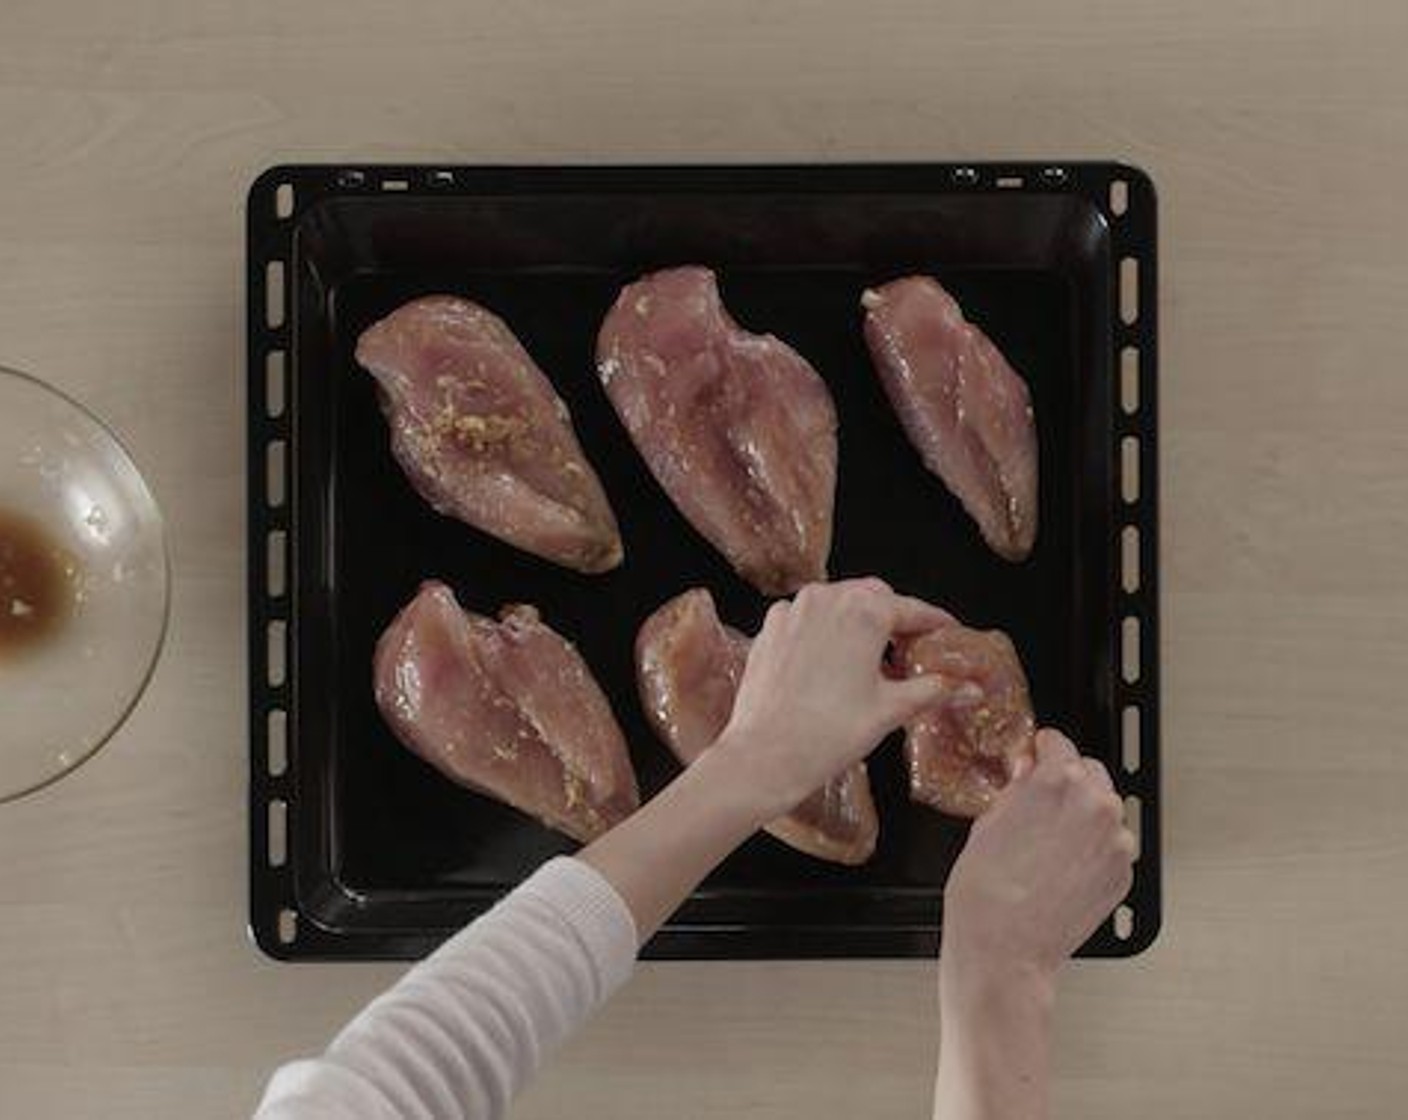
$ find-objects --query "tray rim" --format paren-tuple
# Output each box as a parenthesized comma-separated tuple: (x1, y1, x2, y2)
(246, 161, 1160, 962)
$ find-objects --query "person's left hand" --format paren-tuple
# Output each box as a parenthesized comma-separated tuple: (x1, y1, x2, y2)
(713, 578, 954, 816)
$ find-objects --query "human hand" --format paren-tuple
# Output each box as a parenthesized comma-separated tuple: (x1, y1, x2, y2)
(941, 729, 1136, 988)
(712, 578, 954, 819)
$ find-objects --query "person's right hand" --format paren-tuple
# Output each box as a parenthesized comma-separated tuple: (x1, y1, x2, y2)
(941, 729, 1136, 984)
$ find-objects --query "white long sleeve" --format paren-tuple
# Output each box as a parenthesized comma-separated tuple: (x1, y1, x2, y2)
(254, 856, 638, 1120)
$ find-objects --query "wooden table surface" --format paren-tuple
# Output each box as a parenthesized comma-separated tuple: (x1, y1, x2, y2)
(3, 1, 1406, 1116)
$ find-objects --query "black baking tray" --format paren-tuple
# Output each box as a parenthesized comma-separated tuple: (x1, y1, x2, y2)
(247, 163, 1159, 961)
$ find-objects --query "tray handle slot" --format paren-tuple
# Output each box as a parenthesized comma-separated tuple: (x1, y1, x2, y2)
(1123, 795, 1143, 861)
(274, 183, 295, 220)
(1119, 256, 1140, 324)
(1121, 616, 1141, 684)
(266, 439, 287, 508)
(1121, 526, 1140, 593)
(268, 800, 288, 867)
(266, 529, 287, 599)
(267, 708, 287, 777)
(1121, 704, 1141, 773)
(267, 620, 287, 688)
(265, 350, 286, 418)
(1121, 436, 1140, 504)
(265, 260, 286, 329)
(1109, 178, 1129, 216)
(1120, 345, 1139, 414)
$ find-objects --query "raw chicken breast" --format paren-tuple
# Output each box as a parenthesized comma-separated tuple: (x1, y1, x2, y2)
(356, 296, 623, 573)
(597, 267, 838, 595)
(373, 580, 639, 842)
(636, 588, 878, 865)
(895, 620, 1036, 818)
(862, 276, 1038, 561)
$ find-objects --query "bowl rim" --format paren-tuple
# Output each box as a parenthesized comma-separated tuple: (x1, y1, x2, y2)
(0, 364, 172, 804)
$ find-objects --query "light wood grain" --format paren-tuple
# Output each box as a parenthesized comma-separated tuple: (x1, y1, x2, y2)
(2, 0, 1407, 1116)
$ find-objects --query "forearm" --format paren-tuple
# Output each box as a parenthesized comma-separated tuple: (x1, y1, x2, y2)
(579, 732, 772, 943)
(933, 949, 1055, 1120)
(254, 859, 636, 1119)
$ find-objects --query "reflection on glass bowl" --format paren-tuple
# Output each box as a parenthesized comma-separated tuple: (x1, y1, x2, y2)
(0, 366, 169, 802)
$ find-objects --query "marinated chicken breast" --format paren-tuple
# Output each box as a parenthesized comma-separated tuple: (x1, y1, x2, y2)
(862, 277, 1038, 561)
(895, 620, 1036, 818)
(373, 581, 639, 842)
(357, 296, 623, 573)
(636, 588, 878, 865)
(597, 267, 838, 594)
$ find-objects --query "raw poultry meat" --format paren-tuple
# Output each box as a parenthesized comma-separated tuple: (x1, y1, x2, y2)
(636, 588, 878, 865)
(597, 267, 838, 595)
(635, 589, 750, 770)
(894, 620, 1036, 818)
(862, 276, 1038, 561)
(373, 580, 639, 842)
(356, 296, 623, 573)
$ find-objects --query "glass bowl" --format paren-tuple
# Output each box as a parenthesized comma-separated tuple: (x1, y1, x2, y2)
(0, 366, 169, 802)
